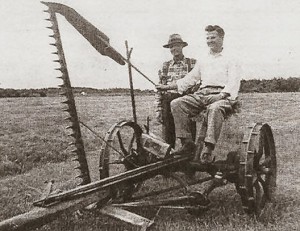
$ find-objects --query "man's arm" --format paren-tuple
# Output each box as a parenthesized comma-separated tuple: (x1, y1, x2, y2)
(176, 60, 201, 94)
(221, 59, 242, 100)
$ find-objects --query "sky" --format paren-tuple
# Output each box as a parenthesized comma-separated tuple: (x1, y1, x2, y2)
(0, 0, 300, 90)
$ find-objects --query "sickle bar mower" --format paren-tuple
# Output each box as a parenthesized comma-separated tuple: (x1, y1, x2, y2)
(0, 2, 277, 231)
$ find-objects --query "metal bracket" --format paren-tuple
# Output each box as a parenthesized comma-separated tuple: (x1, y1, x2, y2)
(99, 205, 154, 231)
(40, 180, 55, 200)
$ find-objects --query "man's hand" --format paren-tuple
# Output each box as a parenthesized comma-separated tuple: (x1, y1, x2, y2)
(207, 92, 229, 104)
(155, 84, 170, 91)
(155, 82, 178, 91)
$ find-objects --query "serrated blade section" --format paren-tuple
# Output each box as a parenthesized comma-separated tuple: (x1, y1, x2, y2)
(43, 7, 91, 185)
(41, 1, 125, 65)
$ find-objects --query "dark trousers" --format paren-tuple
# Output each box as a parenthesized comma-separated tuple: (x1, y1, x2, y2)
(161, 93, 196, 148)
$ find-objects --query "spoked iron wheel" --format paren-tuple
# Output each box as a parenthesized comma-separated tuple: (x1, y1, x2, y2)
(99, 120, 145, 202)
(237, 123, 277, 216)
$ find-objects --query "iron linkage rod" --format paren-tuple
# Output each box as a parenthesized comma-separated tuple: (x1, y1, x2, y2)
(125, 41, 137, 124)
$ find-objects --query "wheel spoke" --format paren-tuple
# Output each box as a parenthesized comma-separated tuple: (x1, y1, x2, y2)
(257, 175, 267, 190)
(127, 133, 136, 154)
(108, 160, 124, 165)
(253, 180, 265, 213)
(262, 156, 272, 167)
(257, 165, 271, 175)
(117, 131, 129, 156)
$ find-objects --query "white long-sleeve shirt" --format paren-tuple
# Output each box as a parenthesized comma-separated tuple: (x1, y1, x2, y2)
(177, 51, 242, 99)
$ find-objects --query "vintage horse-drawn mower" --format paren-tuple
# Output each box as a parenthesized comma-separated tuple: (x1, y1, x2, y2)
(0, 2, 277, 230)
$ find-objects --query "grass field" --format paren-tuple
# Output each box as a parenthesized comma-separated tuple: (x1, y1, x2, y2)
(0, 93, 299, 230)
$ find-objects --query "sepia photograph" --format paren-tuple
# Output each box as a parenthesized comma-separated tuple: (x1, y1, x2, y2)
(0, 0, 299, 230)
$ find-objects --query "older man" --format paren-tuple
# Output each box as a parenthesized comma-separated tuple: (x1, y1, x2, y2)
(155, 34, 197, 148)
(156, 25, 242, 163)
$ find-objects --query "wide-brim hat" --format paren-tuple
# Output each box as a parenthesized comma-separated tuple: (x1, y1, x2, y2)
(163, 34, 188, 48)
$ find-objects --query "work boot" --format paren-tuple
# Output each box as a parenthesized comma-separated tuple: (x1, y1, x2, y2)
(200, 143, 215, 164)
(170, 140, 196, 157)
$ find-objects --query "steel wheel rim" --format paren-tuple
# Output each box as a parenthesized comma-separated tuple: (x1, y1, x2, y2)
(238, 123, 277, 215)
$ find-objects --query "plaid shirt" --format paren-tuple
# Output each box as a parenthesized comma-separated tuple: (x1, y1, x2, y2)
(156, 57, 196, 111)
(159, 57, 196, 90)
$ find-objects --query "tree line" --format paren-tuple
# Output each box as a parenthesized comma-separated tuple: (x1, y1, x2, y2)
(0, 87, 154, 98)
(0, 77, 299, 97)
(240, 77, 300, 93)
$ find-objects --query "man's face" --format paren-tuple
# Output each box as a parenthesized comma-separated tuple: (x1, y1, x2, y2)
(206, 31, 223, 52)
(170, 43, 184, 57)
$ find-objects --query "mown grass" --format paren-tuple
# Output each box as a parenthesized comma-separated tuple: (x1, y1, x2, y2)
(0, 93, 299, 230)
